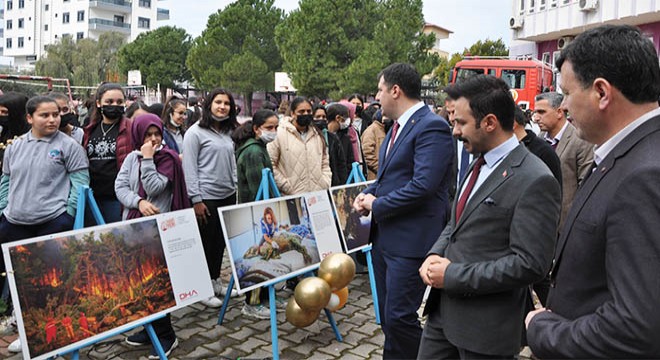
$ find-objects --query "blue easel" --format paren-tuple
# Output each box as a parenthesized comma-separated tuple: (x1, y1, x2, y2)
(217, 168, 342, 360)
(345, 163, 381, 325)
(51, 186, 169, 360)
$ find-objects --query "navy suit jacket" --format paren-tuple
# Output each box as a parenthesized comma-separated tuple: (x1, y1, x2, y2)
(364, 105, 453, 258)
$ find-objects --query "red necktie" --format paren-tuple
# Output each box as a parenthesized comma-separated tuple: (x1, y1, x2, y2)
(455, 156, 485, 221)
(386, 121, 400, 157)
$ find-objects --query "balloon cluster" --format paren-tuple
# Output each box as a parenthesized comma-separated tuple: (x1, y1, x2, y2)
(286, 253, 356, 328)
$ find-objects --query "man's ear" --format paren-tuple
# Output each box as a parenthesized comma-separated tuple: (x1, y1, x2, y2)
(593, 78, 612, 110)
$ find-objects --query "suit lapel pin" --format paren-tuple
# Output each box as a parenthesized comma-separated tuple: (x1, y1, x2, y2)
(502, 170, 507, 177)
(411, 119, 416, 124)
(600, 166, 607, 173)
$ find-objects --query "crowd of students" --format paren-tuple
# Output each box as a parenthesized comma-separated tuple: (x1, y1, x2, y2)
(0, 84, 387, 357)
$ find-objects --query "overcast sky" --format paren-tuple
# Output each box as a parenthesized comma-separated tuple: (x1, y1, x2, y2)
(161, 0, 512, 55)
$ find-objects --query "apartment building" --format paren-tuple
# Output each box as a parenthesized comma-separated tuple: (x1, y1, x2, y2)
(2, 0, 169, 70)
(509, 0, 660, 71)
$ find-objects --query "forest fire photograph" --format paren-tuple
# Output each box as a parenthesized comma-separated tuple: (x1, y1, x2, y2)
(6, 219, 175, 359)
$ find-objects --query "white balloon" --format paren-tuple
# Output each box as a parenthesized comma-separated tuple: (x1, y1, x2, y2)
(326, 293, 340, 311)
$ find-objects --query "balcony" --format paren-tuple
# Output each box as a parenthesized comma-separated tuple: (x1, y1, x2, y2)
(89, 0, 132, 14)
(157, 8, 169, 21)
(88, 18, 131, 34)
(0, 9, 4, 20)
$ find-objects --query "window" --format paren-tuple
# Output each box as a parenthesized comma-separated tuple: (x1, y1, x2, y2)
(6, 1, 12, 11)
(519, 0, 525, 14)
(76, 32, 84, 40)
(17, 0, 23, 8)
(550, 0, 558, 7)
(18, 18, 23, 28)
(6, 20, 12, 30)
(529, 0, 535, 13)
(17, 36, 24, 48)
(137, 17, 150, 29)
(501, 69, 527, 89)
(77, 10, 84, 22)
(45, 4, 49, 11)
(45, 24, 48, 31)
(455, 68, 485, 83)
(139, 0, 151, 8)
(542, 52, 551, 64)
(6, 38, 11, 49)
(63, 12, 70, 24)
(540, 0, 546, 10)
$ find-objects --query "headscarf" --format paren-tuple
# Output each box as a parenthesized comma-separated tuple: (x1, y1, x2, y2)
(127, 114, 190, 219)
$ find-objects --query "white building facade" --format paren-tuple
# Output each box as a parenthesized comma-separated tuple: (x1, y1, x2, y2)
(509, 0, 660, 71)
(2, 0, 169, 70)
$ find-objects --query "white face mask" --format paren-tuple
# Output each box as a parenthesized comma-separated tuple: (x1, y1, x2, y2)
(339, 118, 351, 130)
(169, 116, 181, 128)
(260, 130, 278, 143)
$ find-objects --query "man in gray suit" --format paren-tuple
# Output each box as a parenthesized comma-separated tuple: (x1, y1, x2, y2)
(417, 75, 561, 359)
(526, 24, 660, 358)
(535, 92, 593, 228)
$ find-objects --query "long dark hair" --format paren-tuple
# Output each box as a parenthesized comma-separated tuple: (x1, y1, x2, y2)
(162, 97, 188, 133)
(90, 83, 125, 124)
(0, 92, 29, 142)
(199, 88, 239, 134)
(231, 109, 277, 147)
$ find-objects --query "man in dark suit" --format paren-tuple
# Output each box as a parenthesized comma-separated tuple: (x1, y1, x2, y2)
(526, 24, 660, 358)
(353, 63, 453, 359)
(535, 92, 593, 228)
(417, 74, 561, 359)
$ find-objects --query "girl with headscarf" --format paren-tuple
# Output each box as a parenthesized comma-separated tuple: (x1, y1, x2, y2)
(115, 113, 189, 358)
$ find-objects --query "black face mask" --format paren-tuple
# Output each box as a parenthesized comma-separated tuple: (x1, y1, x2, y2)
(296, 114, 313, 127)
(313, 120, 328, 130)
(59, 113, 77, 129)
(355, 105, 363, 117)
(384, 119, 394, 132)
(100, 105, 125, 120)
(0, 115, 9, 127)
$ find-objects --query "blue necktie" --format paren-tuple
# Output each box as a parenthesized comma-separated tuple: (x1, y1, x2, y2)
(458, 146, 470, 183)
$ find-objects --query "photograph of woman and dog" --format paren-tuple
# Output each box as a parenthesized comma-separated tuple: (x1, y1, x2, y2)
(221, 197, 321, 293)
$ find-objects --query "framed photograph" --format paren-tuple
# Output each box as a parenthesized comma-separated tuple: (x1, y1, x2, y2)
(329, 181, 374, 254)
(219, 191, 343, 294)
(1, 209, 213, 360)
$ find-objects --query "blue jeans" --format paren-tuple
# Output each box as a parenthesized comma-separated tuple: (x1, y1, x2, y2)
(84, 198, 122, 226)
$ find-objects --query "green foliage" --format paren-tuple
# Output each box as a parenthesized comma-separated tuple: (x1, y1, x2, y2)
(117, 26, 192, 90)
(35, 33, 127, 87)
(186, 0, 284, 106)
(276, 0, 439, 97)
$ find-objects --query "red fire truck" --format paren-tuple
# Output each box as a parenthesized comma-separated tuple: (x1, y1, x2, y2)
(449, 57, 554, 110)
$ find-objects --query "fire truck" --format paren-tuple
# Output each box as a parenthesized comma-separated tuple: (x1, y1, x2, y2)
(449, 57, 554, 110)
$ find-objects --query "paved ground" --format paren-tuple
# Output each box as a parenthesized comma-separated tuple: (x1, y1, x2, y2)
(0, 260, 536, 360)
(1, 264, 386, 360)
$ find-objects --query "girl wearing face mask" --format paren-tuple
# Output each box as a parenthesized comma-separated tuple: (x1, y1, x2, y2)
(48, 92, 84, 144)
(182, 88, 239, 308)
(267, 97, 331, 195)
(160, 97, 188, 154)
(348, 94, 371, 136)
(232, 109, 279, 203)
(83, 83, 132, 224)
(313, 105, 347, 186)
(325, 103, 354, 181)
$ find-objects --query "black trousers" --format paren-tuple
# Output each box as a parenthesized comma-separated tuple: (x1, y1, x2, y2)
(418, 309, 515, 360)
(199, 195, 236, 280)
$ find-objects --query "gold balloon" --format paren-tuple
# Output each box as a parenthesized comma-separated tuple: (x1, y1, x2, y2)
(318, 253, 356, 291)
(294, 277, 332, 312)
(286, 298, 320, 328)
